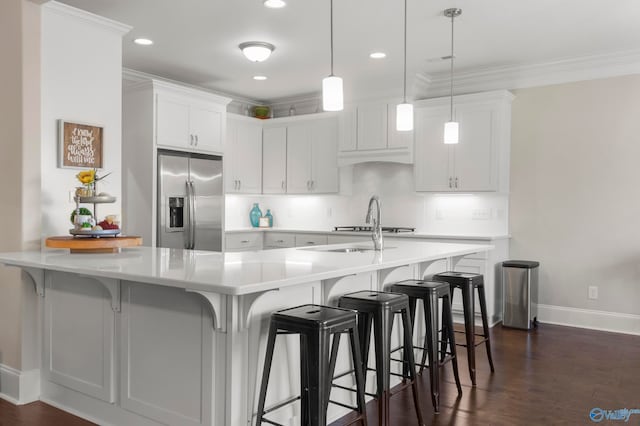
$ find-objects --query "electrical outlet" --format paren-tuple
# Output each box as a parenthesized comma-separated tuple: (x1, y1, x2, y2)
(588, 286, 598, 300)
(472, 208, 491, 220)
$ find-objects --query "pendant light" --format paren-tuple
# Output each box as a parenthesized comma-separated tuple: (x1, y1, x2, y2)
(443, 8, 461, 144)
(396, 0, 413, 131)
(322, 0, 343, 111)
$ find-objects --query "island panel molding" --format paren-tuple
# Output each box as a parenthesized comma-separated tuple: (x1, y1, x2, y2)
(58, 120, 103, 169)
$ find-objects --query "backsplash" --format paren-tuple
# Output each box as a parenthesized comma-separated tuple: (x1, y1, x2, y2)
(226, 163, 509, 235)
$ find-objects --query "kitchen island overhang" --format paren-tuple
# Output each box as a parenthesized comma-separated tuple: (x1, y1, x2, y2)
(0, 240, 493, 426)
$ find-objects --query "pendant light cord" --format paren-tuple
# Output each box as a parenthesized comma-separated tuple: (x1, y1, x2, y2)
(330, 0, 334, 76)
(449, 12, 455, 121)
(403, 0, 407, 103)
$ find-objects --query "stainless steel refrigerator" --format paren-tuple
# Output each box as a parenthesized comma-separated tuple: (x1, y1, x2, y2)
(157, 150, 223, 251)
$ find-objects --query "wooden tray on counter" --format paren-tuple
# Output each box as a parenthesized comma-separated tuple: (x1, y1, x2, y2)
(46, 236, 142, 253)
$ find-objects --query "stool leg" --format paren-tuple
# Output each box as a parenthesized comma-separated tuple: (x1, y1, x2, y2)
(419, 298, 429, 375)
(306, 329, 331, 426)
(424, 293, 440, 413)
(373, 310, 392, 426)
(439, 299, 448, 364)
(357, 313, 373, 391)
(326, 332, 342, 415)
(477, 285, 495, 373)
(256, 322, 278, 425)
(401, 307, 425, 426)
(348, 327, 368, 426)
(300, 334, 310, 425)
(460, 282, 477, 386)
(444, 293, 462, 395)
(406, 296, 418, 378)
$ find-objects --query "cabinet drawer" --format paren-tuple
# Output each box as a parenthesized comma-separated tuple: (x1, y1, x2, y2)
(225, 232, 263, 250)
(264, 232, 295, 248)
(294, 234, 328, 247)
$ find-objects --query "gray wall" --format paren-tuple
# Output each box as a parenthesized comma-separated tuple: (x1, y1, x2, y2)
(510, 74, 640, 317)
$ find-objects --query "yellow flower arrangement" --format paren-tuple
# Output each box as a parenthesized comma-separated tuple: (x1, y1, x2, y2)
(76, 169, 96, 185)
(75, 169, 110, 186)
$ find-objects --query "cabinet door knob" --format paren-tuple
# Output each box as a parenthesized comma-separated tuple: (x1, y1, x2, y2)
(449, 177, 453, 188)
(241, 240, 250, 243)
(281, 181, 286, 191)
(238, 180, 241, 190)
(195, 135, 199, 146)
(455, 177, 459, 188)
(190, 134, 194, 145)
(276, 239, 284, 243)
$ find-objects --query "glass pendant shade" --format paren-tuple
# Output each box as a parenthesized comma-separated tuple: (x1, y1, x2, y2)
(396, 103, 413, 131)
(322, 75, 343, 111)
(444, 121, 459, 144)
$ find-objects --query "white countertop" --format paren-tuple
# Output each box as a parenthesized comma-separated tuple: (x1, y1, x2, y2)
(0, 240, 492, 296)
(225, 227, 510, 241)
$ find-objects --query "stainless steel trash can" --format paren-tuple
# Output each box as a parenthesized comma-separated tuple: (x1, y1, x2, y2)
(502, 260, 540, 330)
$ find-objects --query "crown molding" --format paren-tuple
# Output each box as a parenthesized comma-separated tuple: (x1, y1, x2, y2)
(122, 68, 260, 111)
(44, 1, 131, 35)
(416, 49, 640, 98)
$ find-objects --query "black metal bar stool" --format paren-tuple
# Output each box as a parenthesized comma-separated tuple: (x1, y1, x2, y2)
(432, 272, 495, 385)
(256, 304, 367, 426)
(337, 291, 424, 426)
(389, 279, 462, 412)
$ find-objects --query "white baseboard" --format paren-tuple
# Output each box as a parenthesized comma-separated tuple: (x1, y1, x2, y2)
(0, 364, 40, 405)
(537, 304, 640, 336)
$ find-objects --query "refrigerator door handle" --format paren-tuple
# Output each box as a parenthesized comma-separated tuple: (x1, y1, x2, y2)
(189, 180, 196, 249)
(184, 180, 192, 249)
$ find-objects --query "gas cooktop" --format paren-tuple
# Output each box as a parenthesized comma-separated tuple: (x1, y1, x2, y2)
(333, 226, 415, 234)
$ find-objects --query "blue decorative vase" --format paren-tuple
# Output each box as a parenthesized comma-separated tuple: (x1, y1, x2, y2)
(265, 209, 273, 227)
(249, 203, 262, 228)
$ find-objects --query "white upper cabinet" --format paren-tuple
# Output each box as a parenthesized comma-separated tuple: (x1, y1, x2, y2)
(225, 115, 263, 194)
(154, 83, 228, 154)
(414, 90, 514, 193)
(262, 127, 287, 194)
(338, 100, 414, 165)
(285, 115, 339, 194)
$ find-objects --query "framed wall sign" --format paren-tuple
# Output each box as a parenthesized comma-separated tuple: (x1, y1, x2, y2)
(58, 120, 104, 169)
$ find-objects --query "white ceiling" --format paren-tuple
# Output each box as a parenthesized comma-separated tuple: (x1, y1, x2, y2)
(58, 0, 640, 103)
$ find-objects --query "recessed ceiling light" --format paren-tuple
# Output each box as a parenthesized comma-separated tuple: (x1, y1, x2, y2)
(264, 0, 286, 8)
(370, 52, 386, 59)
(253, 75, 268, 81)
(239, 41, 275, 62)
(133, 38, 153, 46)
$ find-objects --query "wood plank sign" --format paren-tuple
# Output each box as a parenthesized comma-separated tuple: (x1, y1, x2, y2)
(58, 120, 103, 169)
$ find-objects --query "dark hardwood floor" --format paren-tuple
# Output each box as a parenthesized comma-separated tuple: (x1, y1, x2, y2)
(1, 324, 639, 425)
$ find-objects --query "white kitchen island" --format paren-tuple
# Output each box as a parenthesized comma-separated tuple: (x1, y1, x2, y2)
(0, 240, 492, 426)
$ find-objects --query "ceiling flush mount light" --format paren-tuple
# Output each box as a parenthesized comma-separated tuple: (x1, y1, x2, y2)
(396, 0, 413, 132)
(322, 0, 343, 111)
(133, 38, 153, 46)
(253, 75, 268, 81)
(443, 8, 461, 144)
(264, 0, 286, 8)
(239, 41, 275, 62)
(370, 52, 386, 59)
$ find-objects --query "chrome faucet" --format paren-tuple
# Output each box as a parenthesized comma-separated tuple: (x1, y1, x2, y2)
(365, 195, 383, 250)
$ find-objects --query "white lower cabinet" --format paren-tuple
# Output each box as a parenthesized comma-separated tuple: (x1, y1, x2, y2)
(44, 271, 115, 403)
(294, 233, 328, 247)
(120, 282, 214, 426)
(225, 232, 263, 251)
(263, 232, 295, 249)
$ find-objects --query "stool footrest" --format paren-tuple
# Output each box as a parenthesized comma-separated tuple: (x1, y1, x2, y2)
(455, 336, 489, 348)
(328, 399, 359, 412)
(259, 418, 285, 426)
(262, 395, 300, 416)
